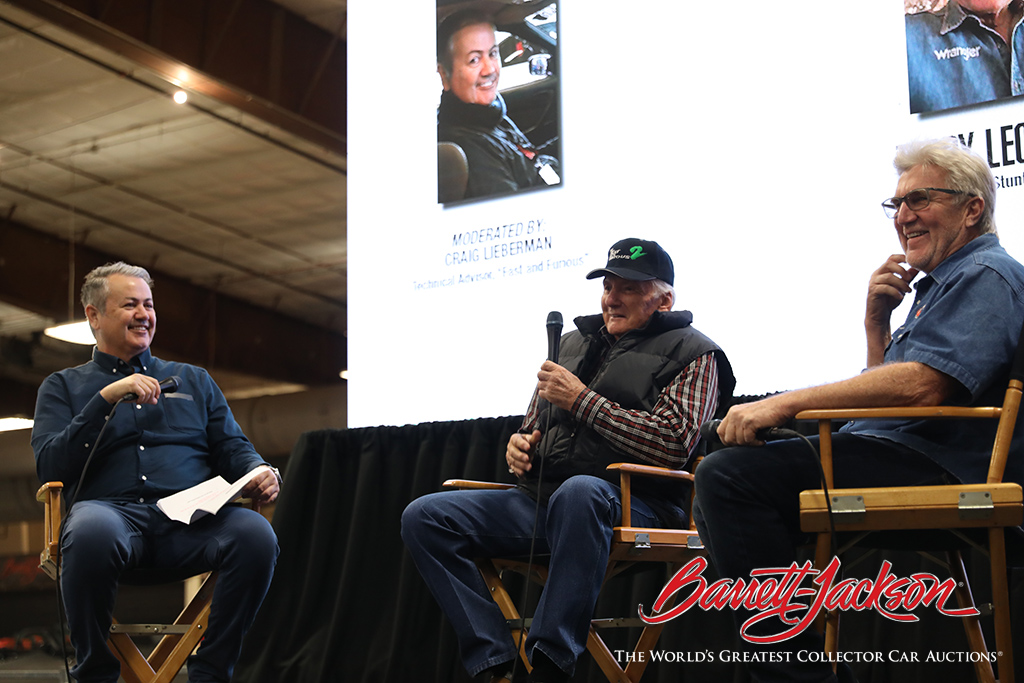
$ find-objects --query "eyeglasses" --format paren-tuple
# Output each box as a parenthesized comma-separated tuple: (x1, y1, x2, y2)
(881, 187, 968, 219)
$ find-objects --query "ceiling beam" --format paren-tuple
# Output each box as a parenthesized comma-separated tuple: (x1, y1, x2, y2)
(0, 218, 347, 388)
(2, 0, 346, 156)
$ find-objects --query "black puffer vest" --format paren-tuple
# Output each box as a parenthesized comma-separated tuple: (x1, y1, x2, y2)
(522, 310, 735, 524)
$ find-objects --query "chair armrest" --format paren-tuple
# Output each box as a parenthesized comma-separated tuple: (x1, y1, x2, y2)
(37, 482, 64, 581)
(795, 406, 1003, 490)
(607, 463, 694, 528)
(606, 462, 694, 483)
(795, 406, 1001, 421)
(36, 481, 64, 501)
(442, 479, 516, 491)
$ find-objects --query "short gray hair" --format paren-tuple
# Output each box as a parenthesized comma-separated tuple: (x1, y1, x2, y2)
(81, 261, 154, 313)
(894, 137, 997, 235)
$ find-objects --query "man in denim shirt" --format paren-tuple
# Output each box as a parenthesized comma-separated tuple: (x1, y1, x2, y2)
(695, 138, 1024, 681)
(906, 0, 1024, 113)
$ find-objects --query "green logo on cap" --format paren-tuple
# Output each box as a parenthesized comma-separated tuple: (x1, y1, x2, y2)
(629, 245, 647, 260)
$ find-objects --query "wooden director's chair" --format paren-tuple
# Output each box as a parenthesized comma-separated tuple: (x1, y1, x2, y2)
(37, 481, 222, 683)
(797, 324, 1024, 683)
(444, 462, 704, 683)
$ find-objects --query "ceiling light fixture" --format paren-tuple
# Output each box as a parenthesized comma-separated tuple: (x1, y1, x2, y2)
(44, 320, 95, 345)
(0, 417, 33, 433)
(173, 90, 188, 104)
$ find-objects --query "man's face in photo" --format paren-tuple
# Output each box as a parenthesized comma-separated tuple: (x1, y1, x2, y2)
(441, 22, 501, 106)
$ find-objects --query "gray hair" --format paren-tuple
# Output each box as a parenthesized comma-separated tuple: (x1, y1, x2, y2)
(894, 137, 997, 235)
(81, 261, 154, 313)
(646, 279, 675, 310)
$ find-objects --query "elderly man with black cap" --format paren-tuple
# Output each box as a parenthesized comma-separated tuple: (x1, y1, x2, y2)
(402, 238, 735, 683)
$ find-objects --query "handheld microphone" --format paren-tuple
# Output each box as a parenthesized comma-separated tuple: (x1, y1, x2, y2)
(546, 311, 563, 362)
(512, 311, 563, 683)
(699, 419, 793, 445)
(123, 376, 181, 402)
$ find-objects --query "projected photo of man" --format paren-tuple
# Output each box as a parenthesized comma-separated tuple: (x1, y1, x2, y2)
(905, 0, 1024, 114)
(436, 3, 561, 203)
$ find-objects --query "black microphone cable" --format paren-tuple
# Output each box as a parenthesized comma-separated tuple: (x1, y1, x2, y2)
(699, 421, 840, 565)
(698, 420, 842, 638)
(754, 427, 842, 628)
(63, 376, 180, 513)
(52, 376, 180, 680)
(53, 396, 123, 681)
(769, 428, 840, 563)
(509, 313, 561, 682)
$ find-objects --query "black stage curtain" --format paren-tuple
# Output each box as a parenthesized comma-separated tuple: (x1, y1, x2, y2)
(234, 419, 1023, 683)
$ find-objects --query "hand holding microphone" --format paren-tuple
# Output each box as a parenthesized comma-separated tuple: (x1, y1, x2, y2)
(102, 375, 181, 405)
(699, 419, 791, 446)
(699, 397, 799, 447)
(124, 376, 181, 402)
(508, 313, 567, 478)
(537, 311, 588, 410)
(507, 429, 541, 476)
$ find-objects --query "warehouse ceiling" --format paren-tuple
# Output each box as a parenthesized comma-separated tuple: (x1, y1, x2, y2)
(0, 0, 348, 418)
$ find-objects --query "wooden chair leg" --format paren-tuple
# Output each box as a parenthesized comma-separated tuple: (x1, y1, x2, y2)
(585, 626, 632, 683)
(146, 573, 217, 671)
(813, 421, 840, 671)
(476, 560, 533, 674)
(107, 626, 153, 683)
(812, 531, 833, 636)
(988, 528, 1015, 683)
(151, 609, 211, 683)
(586, 561, 686, 683)
(812, 531, 840, 674)
(946, 550, 996, 683)
(106, 573, 218, 683)
(624, 623, 667, 682)
(582, 607, 672, 683)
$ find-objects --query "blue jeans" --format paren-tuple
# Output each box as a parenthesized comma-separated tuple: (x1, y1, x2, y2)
(401, 475, 676, 677)
(693, 434, 949, 683)
(60, 501, 279, 683)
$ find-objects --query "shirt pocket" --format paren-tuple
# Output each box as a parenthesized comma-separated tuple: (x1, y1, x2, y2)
(886, 324, 911, 360)
(163, 393, 202, 433)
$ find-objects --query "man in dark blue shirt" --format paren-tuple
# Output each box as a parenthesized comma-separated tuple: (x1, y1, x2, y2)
(32, 262, 281, 683)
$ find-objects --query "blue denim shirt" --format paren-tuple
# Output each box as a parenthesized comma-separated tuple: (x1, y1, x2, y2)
(842, 234, 1024, 485)
(32, 346, 267, 505)
(906, 1, 1024, 113)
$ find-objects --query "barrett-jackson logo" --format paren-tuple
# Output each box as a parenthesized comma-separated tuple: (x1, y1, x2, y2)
(639, 556, 975, 644)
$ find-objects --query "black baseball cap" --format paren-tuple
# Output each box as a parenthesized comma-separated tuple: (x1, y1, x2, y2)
(586, 238, 674, 286)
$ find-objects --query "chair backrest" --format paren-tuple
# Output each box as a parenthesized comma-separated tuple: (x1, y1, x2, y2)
(987, 317, 1024, 484)
(437, 141, 468, 203)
